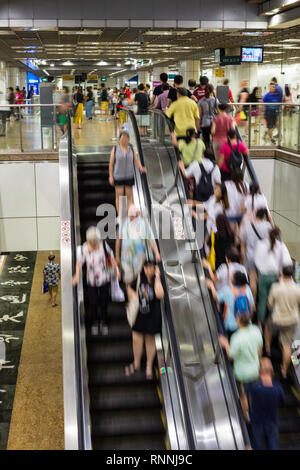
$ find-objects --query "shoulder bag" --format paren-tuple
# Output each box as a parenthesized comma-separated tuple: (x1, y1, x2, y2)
(126, 274, 141, 328)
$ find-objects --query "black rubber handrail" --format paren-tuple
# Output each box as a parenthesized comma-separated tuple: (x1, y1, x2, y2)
(124, 108, 196, 450)
(66, 112, 85, 450)
(148, 108, 251, 449)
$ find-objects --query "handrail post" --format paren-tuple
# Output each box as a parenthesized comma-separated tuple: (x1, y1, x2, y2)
(19, 106, 23, 152)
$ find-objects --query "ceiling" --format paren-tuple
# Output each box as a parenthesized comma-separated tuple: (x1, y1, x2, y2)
(1, 25, 300, 78)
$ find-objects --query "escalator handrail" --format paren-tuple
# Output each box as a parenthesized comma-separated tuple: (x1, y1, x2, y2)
(123, 108, 196, 450)
(65, 112, 86, 449)
(148, 108, 251, 448)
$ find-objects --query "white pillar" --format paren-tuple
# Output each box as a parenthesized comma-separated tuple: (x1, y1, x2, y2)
(179, 60, 200, 87)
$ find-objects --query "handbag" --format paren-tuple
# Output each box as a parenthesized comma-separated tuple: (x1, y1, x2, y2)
(43, 280, 48, 294)
(111, 274, 125, 303)
(126, 274, 140, 328)
(207, 230, 216, 272)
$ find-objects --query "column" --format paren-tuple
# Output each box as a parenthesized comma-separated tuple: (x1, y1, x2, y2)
(179, 60, 200, 87)
(0, 61, 7, 95)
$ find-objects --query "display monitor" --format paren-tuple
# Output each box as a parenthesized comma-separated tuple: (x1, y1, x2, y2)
(241, 47, 263, 63)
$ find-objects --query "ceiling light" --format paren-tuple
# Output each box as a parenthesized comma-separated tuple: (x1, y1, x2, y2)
(43, 69, 49, 76)
(62, 61, 74, 66)
(50, 63, 54, 67)
(117, 63, 121, 66)
(97, 61, 108, 66)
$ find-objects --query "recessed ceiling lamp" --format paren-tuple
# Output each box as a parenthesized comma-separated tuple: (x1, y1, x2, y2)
(62, 61, 74, 66)
(117, 63, 121, 66)
(50, 63, 54, 67)
(97, 60, 108, 65)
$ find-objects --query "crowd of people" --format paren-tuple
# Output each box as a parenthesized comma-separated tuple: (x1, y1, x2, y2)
(68, 71, 300, 451)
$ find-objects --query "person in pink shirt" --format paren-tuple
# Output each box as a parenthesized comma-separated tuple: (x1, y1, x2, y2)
(219, 128, 248, 181)
(211, 103, 235, 165)
(15, 86, 24, 120)
(155, 83, 170, 112)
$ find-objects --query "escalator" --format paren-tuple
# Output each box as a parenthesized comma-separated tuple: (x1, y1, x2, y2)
(140, 109, 300, 451)
(76, 156, 166, 450)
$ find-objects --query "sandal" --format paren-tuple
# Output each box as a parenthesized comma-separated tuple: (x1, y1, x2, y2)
(125, 363, 135, 377)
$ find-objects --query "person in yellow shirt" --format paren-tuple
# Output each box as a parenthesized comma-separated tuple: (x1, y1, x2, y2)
(166, 88, 200, 137)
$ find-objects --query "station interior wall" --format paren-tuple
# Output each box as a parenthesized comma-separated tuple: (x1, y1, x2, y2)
(0, 161, 60, 252)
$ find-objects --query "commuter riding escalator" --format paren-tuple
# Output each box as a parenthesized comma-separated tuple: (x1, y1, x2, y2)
(76, 157, 166, 450)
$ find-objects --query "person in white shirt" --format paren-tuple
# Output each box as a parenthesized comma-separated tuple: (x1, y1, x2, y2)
(254, 226, 292, 325)
(224, 169, 248, 226)
(240, 208, 272, 301)
(214, 247, 248, 290)
(240, 182, 273, 238)
(179, 148, 221, 191)
(204, 183, 228, 235)
(265, 265, 300, 378)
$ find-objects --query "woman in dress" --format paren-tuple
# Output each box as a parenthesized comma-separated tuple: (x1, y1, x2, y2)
(126, 260, 164, 380)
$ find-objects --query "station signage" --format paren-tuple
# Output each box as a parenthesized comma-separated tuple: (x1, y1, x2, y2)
(215, 69, 225, 77)
(220, 56, 241, 66)
(62, 75, 75, 81)
(87, 75, 98, 83)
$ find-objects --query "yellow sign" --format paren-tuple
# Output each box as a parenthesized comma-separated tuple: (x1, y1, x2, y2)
(87, 74, 98, 84)
(215, 69, 225, 78)
(62, 75, 75, 81)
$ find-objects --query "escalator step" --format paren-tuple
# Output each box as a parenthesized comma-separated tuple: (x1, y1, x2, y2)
(90, 384, 161, 410)
(88, 364, 158, 387)
(278, 432, 300, 450)
(79, 191, 114, 203)
(87, 339, 133, 363)
(91, 408, 165, 437)
(92, 434, 166, 450)
(86, 320, 131, 342)
(279, 414, 300, 434)
(78, 179, 111, 190)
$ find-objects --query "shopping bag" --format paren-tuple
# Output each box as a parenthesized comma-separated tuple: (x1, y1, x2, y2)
(43, 280, 48, 294)
(111, 275, 125, 303)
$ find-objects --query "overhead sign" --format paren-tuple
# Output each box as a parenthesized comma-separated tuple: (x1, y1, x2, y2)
(215, 69, 225, 77)
(62, 75, 75, 81)
(127, 75, 138, 83)
(153, 81, 161, 88)
(87, 74, 98, 83)
(101, 77, 107, 82)
(220, 56, 241, 66)
(168, 73, 176, 79)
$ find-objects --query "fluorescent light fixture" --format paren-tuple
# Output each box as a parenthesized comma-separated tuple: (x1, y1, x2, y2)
(62, 61, 74, 66)
(97, 61, 108, 65)
(50, 63, 54, 67)
(117, 63, 121, 66)
(42, 69, 49, 76)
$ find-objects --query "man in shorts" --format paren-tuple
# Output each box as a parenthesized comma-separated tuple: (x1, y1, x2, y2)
(265, 265, 300, 378)
(100, 83, 109, 119)
(43, 254, 60, 307)
(263, 83, 280, 145)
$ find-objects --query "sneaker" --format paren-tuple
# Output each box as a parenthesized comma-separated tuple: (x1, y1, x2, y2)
(100, 322, 109, 336)
(91, 323, 98, 336)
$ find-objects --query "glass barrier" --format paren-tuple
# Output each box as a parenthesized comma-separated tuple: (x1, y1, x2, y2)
(229, 102, 300, 153)
(0, 104, 58, 153)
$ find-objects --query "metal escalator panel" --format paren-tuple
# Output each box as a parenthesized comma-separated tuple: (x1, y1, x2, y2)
(124, 109, 247, 449)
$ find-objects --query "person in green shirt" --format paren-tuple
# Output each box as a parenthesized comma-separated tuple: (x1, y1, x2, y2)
(171, 129, 205, 167)
(219, 313, 263, 421)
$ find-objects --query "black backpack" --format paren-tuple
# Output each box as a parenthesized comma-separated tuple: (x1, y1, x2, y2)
(195, 163, 214, 202)
(226, 139, 243, 171)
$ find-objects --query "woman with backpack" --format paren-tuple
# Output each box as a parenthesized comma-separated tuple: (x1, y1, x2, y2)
(178, 148, 221, 205)
(219, 128, 248, 181)
(109, 131, 147, 217)
(72, 226, 119, 336)
(254, 227, 292, 326)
